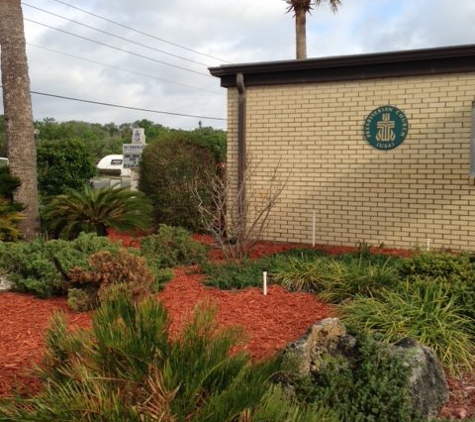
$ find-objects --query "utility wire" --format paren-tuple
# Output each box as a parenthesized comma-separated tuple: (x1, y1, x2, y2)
(23, 3, 211, 68)
(27, 43, 224, 96)
(0, 85, 226, 121)
(25, 18, 211, 77)
(44, 0, 231, 64)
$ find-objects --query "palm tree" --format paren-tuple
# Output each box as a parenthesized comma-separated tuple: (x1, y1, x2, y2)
(284, 0, 342, 59)
(0, 0, 40, 239)
(42, 184, 154, 240)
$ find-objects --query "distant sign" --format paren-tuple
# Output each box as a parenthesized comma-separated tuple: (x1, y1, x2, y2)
(132, 128, 146, 144)
(364, 106, 409, 150)
(123, 143, 146, 169)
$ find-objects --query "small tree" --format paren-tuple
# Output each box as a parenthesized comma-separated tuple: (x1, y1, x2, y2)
(37, 138, 97, 197)
(194, 158, 287, 259)
(139, 131, 219, 232)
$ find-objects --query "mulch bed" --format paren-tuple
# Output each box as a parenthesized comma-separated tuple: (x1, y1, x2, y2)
(0, 239, 472, 419)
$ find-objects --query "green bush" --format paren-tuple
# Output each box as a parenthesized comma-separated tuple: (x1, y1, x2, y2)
(340, 281, 475, 375)
(0, 233, 122, 298)
(0, 293, 329, 421)
(138, 131, 219, 232)
(37, 138, 97, 197)
(301, 334, 415, 422)
(140, 224, 208, 269)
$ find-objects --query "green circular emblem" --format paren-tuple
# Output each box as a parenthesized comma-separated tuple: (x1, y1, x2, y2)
(364, 106, 409, 150)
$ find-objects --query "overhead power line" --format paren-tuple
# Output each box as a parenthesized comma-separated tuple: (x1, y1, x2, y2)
(22, 3, 212, 68)
(25, 18, 211, 77)
(27, 89, 226, 121)
(45, 0, 231, 64)
(27, 43, 224, 96)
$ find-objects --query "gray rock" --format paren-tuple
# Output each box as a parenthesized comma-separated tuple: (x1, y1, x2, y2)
(0, 274, 13, 291)
(285, 318, 448, 420)
(392, 338, 449, 420)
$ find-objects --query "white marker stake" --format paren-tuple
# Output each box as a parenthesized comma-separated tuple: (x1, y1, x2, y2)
(263, 271, 268, 296)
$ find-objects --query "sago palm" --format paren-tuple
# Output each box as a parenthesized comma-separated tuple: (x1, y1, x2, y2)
(42, 184, 153, 239)
(284, 0, 342, 59)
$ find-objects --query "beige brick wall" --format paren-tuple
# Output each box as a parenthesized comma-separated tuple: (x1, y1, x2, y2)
(226, 73, 475, 250)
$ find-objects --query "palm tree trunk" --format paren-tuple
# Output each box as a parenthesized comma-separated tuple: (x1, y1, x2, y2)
(0, 0, 40, 240)
(295, 9, 307, 59)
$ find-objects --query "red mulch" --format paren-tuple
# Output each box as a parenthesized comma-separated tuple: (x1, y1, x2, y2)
(0, 239, 471, 420)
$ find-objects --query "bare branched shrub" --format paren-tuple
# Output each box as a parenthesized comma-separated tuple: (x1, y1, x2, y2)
(194, 158, 287, 259)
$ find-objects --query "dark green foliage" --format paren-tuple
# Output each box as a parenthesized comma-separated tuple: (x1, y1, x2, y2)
(42, 184, 154, 239)
(340, 281, 475, 375)
(140, 224, 208, 269)
(138, 131, 220, 232)
(0, 166, 24, 241)
(0, 293, 326, 421)
(297, 334, 415, 422)
(37, 138, 97, 197)
(0, 166, 21, 201)
(400, 252, 475, 322)
(272, 253, 400, 302)
(0, 233, 122, 298)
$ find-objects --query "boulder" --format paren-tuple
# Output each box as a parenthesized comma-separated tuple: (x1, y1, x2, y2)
(286, 318, 448, 420)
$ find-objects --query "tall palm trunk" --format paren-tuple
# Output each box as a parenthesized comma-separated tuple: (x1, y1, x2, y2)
(295, 8, 308, 59)
(0, 0, 40, 240)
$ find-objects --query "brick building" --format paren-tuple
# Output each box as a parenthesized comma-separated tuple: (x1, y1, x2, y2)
(209, 45, 475, 251)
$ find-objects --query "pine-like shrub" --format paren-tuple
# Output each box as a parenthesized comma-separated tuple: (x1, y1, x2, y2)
(67, 249, 154, 306)
(0, 293, 332, 421)
(0, 233, 122, 298)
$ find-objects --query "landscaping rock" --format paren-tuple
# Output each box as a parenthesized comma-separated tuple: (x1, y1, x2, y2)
(392, 337, 449, 420)
(286, 318, 448, 420)
(0, 274, 12, 291)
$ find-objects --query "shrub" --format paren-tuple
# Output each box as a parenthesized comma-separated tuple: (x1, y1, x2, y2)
(140, 224, 208, 269)
(0, 233, 122, 298)
(340, 281, 475, 375)
(67, 287, 95, 312)
(138, 131, 219, 232)
(301, 334, 415, 422)
(37, 137, 96, 197)
(41, 184, 154, 239)
(0, 293, 327, 421)
(68, 249, 154, 306)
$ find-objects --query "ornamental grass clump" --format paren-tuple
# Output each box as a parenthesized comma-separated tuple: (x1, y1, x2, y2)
(272, 255, 400, 303)
(0, 293, 334, 422)
(340, 281, 475, 375)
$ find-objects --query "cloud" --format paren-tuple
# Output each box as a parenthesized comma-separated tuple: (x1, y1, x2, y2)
(1, 0, 475, 130)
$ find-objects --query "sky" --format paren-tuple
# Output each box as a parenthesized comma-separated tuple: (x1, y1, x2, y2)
(2, 0, 475, 131)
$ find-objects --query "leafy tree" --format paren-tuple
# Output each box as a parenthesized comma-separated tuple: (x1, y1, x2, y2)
(42, 184, 154, 239)
(139, 131, 219, 231)
(284, 0, 342, 59)
(0, 0, 40, 239)
(37, 138, 97, 197)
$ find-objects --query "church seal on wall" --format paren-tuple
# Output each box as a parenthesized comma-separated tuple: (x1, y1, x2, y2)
(364, 106, 409, 150)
